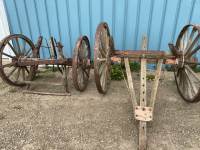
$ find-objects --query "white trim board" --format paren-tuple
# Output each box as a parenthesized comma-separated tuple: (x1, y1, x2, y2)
(0, 0, 13, 58)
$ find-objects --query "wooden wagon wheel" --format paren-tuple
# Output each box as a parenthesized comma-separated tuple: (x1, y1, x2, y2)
(174, 24, 200, 102)
(72, 36, 91, 91)
(0, 34, 37, 86)
(94, 22, 112, 94)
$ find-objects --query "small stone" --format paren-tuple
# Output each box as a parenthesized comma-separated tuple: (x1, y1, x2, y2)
(21, 140, 25, 143)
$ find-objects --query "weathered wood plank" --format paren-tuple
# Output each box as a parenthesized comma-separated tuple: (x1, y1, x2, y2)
(24, 81, 62, 86)
(124, 57, 138, 107)
(149, 59, 163, 109)
(139, 35, 147, 150)
(22, 90, 70, 96)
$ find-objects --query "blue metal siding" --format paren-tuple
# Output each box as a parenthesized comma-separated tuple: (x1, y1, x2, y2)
(3, 0, 200, 67)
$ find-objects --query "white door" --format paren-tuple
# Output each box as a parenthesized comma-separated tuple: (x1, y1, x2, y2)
(0, 0, 13, 58)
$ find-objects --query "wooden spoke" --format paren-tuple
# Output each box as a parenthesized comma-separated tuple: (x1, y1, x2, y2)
(77, 67, 82, 76)
(81, 45, 87, 59)
(1, 62, 17, 68)
(24, 47, 32, 56)
(99, 63, 106, 75)
(82, 69, 86, 83)
(185, 65, 200, 82)
(185, 71, 198, 94)
(102, 67, 108, 91)
(180, 38, 183, 51)
(22, 67, 26, 81)
(7, 67, 17, 78)
(15, 37, 21, 55)
(15, 67, 21, 83)
(105, 35, 109, 50)
(182, 70, 187, 97)
(100, 66, 107, 90)
(100, 31, 105, 51)
(178, 69, 183, 91)
(185, 61, 200, 65)
(185, 27, 197, 54)
(186, 74, 192, 99)
(21, 40, 26, 55)
(103, 28, 107, 48)
(99, 44, 106, 57)
(84, 70, 89, 78)
(106, 66, 110, 84)
(24, 66, 29, 74)
(78, 69, 83, 84)
(183, 29, 188, 52)
(78, 47, 82, 61)
(79, 40, 85, 60)
(2, 52, 18, 60)
(81, 40, 85, 50)
(185, 45, 200, 59)
(8, 42, 19, 57)
(185, 34, 200, 57)
(84, 54, 89, 59)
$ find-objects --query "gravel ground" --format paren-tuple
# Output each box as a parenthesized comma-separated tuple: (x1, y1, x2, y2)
(0, 65, 200, 150)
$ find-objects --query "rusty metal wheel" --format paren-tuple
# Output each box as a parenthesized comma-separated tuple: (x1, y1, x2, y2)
(72, 36, 91, 91)
(174, 24, 200, 102)
(0, 34, 37, 86)
(94, 22, 112, 94)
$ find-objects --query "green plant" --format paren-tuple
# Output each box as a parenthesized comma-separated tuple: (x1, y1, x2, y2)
(1, 85, 7, 90)
(146, 75, 161, 82)
(14, 106, 22, 110)
(46, 75, 55, 78)
(8, 88, 16, 93)
(129, 63, 141, 72)
(50, 66, 61, 72)
(37, 69, 48, 73)
(110, 65, 127, 80)
(43, 65, 60, 72)
(165, 65, 174, 71)
(193, 66, 200, 73)
(33, 75, 43, 80)
(172, 80, 176, 84)
(19, 97, 24, 101)
(113, 62, 141, 72)
(90, 60, 94, 69)
(109, 62, 140, 80)
(44, 65, 50, 69)
(0, 115, 5, 120)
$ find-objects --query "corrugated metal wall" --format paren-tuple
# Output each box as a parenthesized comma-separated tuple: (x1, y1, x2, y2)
(3, 0, 200, 67)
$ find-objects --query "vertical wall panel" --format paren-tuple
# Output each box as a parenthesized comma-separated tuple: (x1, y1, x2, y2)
(124, 0, 138, 50)
(114, 0, 126, 50)
(57, 0, 72, 56)
(136, 0, 151, 50)
(3, 0, 200, 68)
